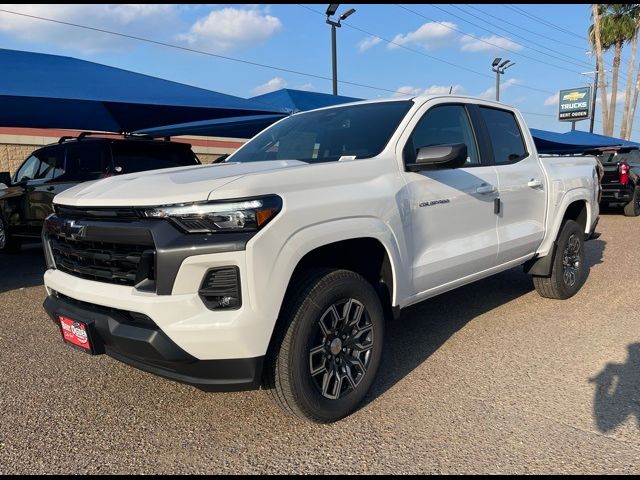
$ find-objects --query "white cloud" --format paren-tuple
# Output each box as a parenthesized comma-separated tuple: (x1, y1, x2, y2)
(393, 84, 464, 98)
(596, 91, 625, 104)
(460, 34, 522, 53)
(252, 77, 287, 96)
(295, 83, 316, 92)
(544, 93, 559, 107)
(0, 4, 179, 53)
(389, 22, 457, 50)
(479, 78, 521, 99)
(178, 7, 282, 52)
(357, 36, 382, 52)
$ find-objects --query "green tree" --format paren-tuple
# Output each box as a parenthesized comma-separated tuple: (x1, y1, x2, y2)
(589, 4, 636, 136)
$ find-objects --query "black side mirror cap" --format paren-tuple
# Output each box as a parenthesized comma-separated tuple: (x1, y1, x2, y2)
(406, 143, 468, 172)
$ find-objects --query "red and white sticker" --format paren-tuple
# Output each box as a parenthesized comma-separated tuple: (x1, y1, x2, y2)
(59, 316, 90, 350)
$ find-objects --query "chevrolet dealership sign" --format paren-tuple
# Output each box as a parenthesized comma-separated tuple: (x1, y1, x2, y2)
(558, 86, 592, 122)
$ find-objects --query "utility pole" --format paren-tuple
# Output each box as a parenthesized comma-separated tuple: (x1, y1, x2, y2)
(325, 4, 356, 96)
(581, 68, 603, 134)
(491, 58, 515, 102)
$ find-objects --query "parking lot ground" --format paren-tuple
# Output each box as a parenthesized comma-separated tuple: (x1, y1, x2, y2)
(1, 213, 639, 474)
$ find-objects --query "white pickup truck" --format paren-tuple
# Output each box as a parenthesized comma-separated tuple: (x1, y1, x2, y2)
(42, 96, 600, 423)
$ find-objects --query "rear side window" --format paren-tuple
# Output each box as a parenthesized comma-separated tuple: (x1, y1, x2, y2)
(111, 143, 199, 174)
(479, 107, 528, 164)
(64, 142, 111, 182)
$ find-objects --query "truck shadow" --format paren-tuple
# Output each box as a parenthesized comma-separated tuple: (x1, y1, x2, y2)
(365, 238, 607, 407)
(590, 343, 640, 432)
(0, 243, 46, 294)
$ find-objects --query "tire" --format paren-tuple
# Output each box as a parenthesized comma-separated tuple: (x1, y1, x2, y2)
(532, 219, 585, 300)
(0, 216, 21, 253)
(623, 186, 640, 217)
(264, 268, 385, 423)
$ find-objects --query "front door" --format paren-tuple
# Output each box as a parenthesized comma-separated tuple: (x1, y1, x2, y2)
(402, 104, 500, 294)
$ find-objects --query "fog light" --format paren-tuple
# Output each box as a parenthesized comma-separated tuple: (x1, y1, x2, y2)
(199, 267, 241, 310)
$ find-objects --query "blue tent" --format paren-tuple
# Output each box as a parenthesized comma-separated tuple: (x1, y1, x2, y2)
(531, 128, 640, 154)
(249, 88, 360, 113)
(0, 49, 280, 133)
(139, 88, 360, 138)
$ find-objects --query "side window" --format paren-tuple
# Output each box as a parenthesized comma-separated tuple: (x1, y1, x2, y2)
(63, 142, 111, 182)
(35, 147, 65, 181)
(14, 155, 41, 183)
(404, 105, 480, 166)
(479, 107, 528, 165)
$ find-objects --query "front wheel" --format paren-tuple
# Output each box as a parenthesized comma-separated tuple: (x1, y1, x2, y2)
(264, 269, 385, 423)
(623, 186, 640, 217)
(532, 219, 585, 300)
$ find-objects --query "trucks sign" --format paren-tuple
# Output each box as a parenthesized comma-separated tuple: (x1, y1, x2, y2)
(558, 86, 591, 122)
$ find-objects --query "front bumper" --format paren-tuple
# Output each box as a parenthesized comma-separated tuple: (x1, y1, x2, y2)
(43, 292, 263, 392)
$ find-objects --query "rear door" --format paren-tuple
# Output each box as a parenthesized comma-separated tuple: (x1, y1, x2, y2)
(479, 107, 546, 263)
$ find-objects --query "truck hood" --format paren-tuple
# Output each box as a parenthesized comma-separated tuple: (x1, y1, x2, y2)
(54, 160, 307, 207)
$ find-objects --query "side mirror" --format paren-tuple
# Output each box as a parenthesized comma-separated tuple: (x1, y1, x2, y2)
(406, 143, 468, 172)
(0, 171, 11, 187)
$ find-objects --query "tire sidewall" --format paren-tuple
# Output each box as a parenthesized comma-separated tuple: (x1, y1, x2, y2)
(553, 220, 585, 298)
(286, 272, 385, 422)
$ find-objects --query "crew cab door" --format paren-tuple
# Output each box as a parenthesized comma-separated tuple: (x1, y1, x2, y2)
(477, 107, 546, 263)
(400, 103, 499, 294)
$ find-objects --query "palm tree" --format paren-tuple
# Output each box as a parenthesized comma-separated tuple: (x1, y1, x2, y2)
(622, 5, 640, 139)
(620, 6, 640, 139)
(590, 4, 636, 136)
(590, 4, 609, 135)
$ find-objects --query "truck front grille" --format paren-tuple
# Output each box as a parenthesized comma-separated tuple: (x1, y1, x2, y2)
(50, 236, 155, 287)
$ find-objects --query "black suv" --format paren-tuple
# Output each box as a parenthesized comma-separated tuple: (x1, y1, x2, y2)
(598, 148, 640, 216)
(0, 135, 200, 251)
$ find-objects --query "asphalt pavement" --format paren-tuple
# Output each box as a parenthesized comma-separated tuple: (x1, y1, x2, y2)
(0, 213, 639, 474)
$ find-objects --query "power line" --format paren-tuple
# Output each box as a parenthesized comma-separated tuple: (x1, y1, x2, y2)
(0, 8, 401, 96)
(504, 4, 586, 41)
(401, 4, 633, 94)
(297, 4, 554, 96)
(396, 4, 594, 75)
(461, 4, 588, 53)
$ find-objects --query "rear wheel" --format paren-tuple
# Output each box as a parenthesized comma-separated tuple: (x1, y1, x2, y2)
(0, 217, 21, 253)
(532, 220, 585, 300)
(623, 186, 640, 217)
(264, 269, 384, 423)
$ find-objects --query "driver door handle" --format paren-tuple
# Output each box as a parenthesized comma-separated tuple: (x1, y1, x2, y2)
(46, 186, 55, 191)
(528, 178, 543, 189)
(476, 184, 497, 195)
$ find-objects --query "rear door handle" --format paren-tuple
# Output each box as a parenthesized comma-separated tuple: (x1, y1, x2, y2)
(46, 186, 55, 191)
(476, 184, 497, 194)
(527, 178, 543, 189)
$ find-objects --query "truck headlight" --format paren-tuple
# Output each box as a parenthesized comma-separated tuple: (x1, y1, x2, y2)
(142, 195, 282, 233)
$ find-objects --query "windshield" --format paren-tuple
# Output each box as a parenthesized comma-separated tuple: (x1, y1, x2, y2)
(229, 101, 413, 163)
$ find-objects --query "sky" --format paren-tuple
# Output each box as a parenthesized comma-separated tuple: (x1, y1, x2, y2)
(0, 4, 638, 139)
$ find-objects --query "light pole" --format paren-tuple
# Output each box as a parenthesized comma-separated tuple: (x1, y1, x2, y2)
(581, 70, 600, 133)
(326, 4, 356, 96)
(491, 58, 515, 102)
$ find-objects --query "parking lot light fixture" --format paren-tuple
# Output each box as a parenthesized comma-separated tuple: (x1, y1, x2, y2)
(326, 4, 356, 96)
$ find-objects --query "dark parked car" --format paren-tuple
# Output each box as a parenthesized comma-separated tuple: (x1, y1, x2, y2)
(598, 148, 640, 217)
(0, 135, 200, 252)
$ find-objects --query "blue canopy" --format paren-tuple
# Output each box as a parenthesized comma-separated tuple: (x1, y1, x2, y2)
(531, 128, 640, 154)
(139, 88, 360, 138)
(249, 88, 360, 113)
(0, 49, 280, 133)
